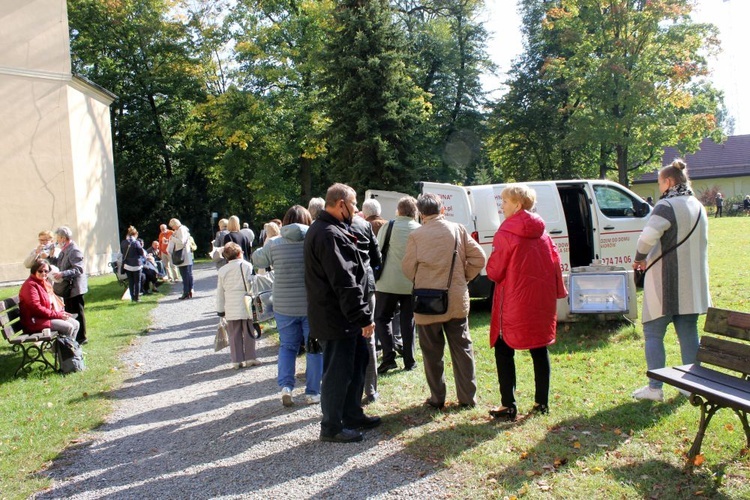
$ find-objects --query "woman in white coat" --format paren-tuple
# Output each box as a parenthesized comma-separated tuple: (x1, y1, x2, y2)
(167, 218, 194, 299)
(632, 159, 710, 402)
(216, 242, 261, 369)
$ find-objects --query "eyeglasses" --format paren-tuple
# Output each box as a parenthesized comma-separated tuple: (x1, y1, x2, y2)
(37, 270, 49, 275)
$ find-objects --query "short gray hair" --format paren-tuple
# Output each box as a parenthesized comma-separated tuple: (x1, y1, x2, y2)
(416, 193, 442, 217)
(361, 199, 381, 218)
(55, 226, 73, 241)
(308, 197, 325, 219)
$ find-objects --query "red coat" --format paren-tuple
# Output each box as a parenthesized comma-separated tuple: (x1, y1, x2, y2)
(486, 210, 567, 350)
(19, 275, 65, 333)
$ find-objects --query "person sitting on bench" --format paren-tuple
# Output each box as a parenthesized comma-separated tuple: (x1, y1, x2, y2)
(19, 260, 79, 339)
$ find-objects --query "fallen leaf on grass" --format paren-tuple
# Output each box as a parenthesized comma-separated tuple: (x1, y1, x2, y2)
(553, 457, 568, 467)
(519, 451, 529, 459)
(525, 470, 537, 477)
(572, 441, 581, 449)
(694, 491, 704, 496)
(614, 428, 622, 435)
(725, 423, 734, 432)
(591, 466, 604, 473)
(693, 454, 705, 466)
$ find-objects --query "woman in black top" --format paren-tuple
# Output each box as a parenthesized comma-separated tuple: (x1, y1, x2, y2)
(223, 215, 253, 261)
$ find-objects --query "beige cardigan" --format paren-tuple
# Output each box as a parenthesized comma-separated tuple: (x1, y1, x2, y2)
(402, 215, 486, 325)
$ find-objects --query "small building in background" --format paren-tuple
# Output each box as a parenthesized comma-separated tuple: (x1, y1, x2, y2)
(632, 135, 750, 206)
(0, 0, 119, 283)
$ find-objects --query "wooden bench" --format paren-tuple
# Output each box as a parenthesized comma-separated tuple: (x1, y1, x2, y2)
(648, 307, 750, 465)
(0, 296, 59, 376)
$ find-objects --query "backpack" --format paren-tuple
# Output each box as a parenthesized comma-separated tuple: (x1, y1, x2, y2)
(54, 336, 85, 374)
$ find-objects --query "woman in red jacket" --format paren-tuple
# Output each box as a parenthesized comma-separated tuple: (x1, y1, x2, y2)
(486, 184, 567, 421)
(19, 260, 80, 338)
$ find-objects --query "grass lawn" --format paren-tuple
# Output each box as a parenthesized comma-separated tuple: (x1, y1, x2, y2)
(369, 216, 750, 498)
(0, 219, 747, 499)
(0, 275, 161, 500)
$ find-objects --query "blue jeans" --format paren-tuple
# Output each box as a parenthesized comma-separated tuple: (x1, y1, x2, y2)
(178, 265, 193, 296)
(643, 313, 700, 389)
(275, 313, 322, 395)
(319, 333, 369, 437)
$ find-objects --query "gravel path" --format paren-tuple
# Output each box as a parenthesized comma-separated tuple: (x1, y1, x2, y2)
(36, 264, 457, 499)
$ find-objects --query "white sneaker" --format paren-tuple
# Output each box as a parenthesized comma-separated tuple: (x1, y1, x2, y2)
(231, 362, 241, 370)
(244, 359, 261, 367)
(632, 385, 664, 402)
(281, 387, 294, 407)
(305, 394, 321, 405)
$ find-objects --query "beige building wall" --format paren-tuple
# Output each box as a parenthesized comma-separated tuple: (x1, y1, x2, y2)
(0, 0, 119, 283)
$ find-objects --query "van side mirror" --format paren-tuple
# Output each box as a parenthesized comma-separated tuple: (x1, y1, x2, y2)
(635, 201, 650, 218)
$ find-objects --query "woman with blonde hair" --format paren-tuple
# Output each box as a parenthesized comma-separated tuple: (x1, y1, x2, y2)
(216, 242, 261, 369)
(222, 215, 252, 261)
(486, 184, 566, 420)
(167, 218, 194, 299)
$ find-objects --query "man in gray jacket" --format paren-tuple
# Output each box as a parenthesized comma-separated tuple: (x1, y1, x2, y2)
(48, 226, 89, 344)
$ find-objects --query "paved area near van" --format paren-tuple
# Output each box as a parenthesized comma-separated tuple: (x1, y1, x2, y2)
(35, 264, 456, 499)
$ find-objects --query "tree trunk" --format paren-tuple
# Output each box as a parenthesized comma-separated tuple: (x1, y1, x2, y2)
(616, 144, 629, 187)
(147, 93, 173, 179)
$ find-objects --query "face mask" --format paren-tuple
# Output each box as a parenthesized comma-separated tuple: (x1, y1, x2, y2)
(341, 200, 353, 225)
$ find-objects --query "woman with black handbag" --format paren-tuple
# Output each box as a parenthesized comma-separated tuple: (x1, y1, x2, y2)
(631, 159, 710, 402)
(167, 218, 194, 300)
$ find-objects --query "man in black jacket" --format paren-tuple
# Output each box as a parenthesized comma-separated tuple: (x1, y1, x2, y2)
(304, 183, 380, 443)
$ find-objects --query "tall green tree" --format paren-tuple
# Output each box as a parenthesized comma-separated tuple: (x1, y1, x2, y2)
(68, 0, 211, 240)
(543, 0, 725, 185)
(395, 0, 494, 184)
(323, 0, 431, 194)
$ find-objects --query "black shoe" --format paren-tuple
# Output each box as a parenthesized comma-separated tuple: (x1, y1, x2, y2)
(531, 404, 549, 415)
(344, 415, 381, 430)
(489, 405, 517, 421)
(395, 345, 404, 357)
(377, 360, 398, 374)
(320, 428, 363, 443)
(362, 393, 379, 406)
(178, 294, 189, 300)
(424, 398, 445, 410)
(78, 338, 88, 345)
(403, 363, 417, 371)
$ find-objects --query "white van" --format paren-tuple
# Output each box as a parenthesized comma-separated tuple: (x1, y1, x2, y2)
(366, 180, 651, 321)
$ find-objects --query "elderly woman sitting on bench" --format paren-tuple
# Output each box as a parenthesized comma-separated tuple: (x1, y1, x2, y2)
(19, 260, 80, 338)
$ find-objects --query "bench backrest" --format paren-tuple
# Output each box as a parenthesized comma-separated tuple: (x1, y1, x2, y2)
(0, 296, 23, 342)
(699, 307, 750, 376)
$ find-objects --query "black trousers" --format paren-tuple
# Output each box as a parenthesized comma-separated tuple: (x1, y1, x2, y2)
(64, 294, 86, 343)
(374, 292, 415, 367)
(319, 334, 369, 436)
(494, 337, 550, 408)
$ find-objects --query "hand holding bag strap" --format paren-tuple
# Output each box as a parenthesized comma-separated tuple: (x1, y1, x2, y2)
(643, 204, 702, 274)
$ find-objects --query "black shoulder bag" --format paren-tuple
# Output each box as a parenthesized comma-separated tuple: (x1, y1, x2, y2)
(635, 206, 701, 288)
(412, 228, 458, 315)
(373, 220, 395, 282)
